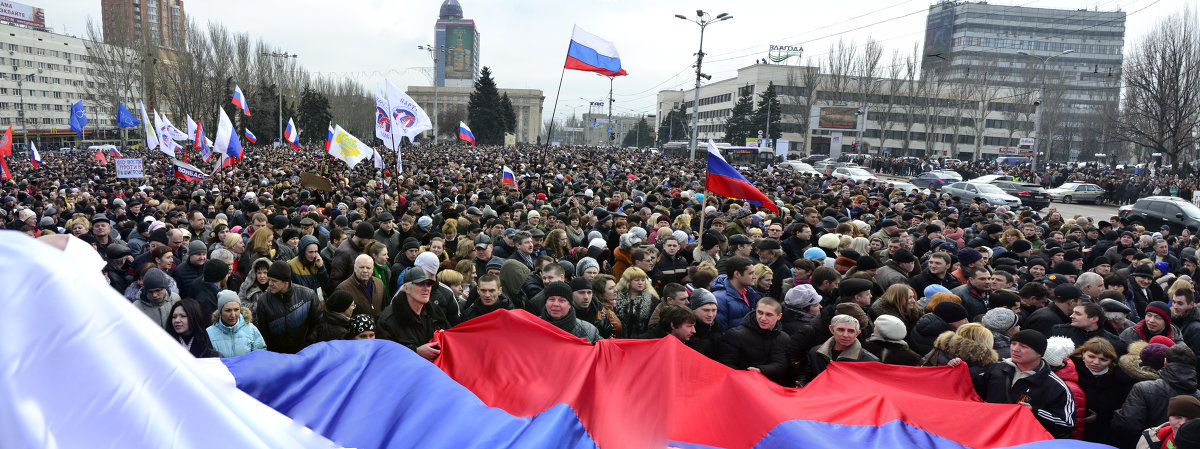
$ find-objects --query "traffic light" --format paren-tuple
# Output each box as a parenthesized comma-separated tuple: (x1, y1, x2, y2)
(610, 132, 616, 141)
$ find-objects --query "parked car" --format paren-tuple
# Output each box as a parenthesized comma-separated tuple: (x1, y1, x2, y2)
(941, 182, 1022, 208)
(968, 174, 1014, 184)
(776, 161, 822, 176)
(813, 161, 837, 174)
(990, 181, 1050, 210)
(831, 167, 878, 183)
(1047, 182, 1104, 204)
(801, 155, 829, 164)
(888, 181, 921, 194)
(909, 170, 962, 190)
(1119, 196, 1200, 233)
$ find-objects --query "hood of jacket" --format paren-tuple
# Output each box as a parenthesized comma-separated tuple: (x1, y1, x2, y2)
(1160, 362, 1199, 392)
(932, 331, 999, 366)
(1118, 341, 1161, 382)
(915, 312, 951, 337)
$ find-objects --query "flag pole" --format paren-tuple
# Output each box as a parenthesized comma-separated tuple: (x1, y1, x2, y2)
(546, 65, 566, 146)
(698, 188, 708, 243)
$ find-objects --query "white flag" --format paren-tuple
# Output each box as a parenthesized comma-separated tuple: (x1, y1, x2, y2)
(386, 79, 432, 142)
(213, 106, 239, 174)
(152, 110, 175, 157)
(138, 101, 160, 152)
(162, 115, 188, 141)
(375, 86, 396, 150)
(326, 124, 372, 169)
(185, 115, 198, 141)
(372, 148, 385, 170)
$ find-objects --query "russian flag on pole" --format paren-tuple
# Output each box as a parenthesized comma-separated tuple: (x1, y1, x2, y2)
(705, 139, 779, 213)
(458, 121, 475, 146)
(564, 25, 627, 77)
(212, 107, 242, 175)
(284, 118, 300, 150)
(244, 129, 257, 144)
(109, 147, 123, 158)
(231, 85, 250, 116)
(323, 123, 334, 152)
(501, 166, 518, 192)
(29, 142, 40, 168)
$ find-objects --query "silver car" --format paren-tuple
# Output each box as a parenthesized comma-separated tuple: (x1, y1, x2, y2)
(941, 182, 1022, 208)
(1047, 182, 1104, 204)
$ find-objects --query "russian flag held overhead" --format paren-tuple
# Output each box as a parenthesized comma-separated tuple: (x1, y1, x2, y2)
(244, 129, 257, 144)
(564, 25, 627, 77)
(458, 121, 475, 146)
(705, 139, 779, 213)
(29, 142, 40, 168)
(284, 118, 299, 150)
(501, 166, 518, 192)
(212, 107, 242, 175)
(231, 85, 250, 116)
(109, 146, 123, 158)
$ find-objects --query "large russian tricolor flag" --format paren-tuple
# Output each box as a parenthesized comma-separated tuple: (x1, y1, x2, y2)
(284, 118, 300, 150)
(458, 121, 475, 146)
(501, 166, 518, 192)
(0, 229, 1108, 449)
(705, 139, 779, 213)
(564, 25, 627, 77)
(29, 142, 41, 168)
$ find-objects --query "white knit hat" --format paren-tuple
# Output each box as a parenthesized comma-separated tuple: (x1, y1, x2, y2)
(1043, 336, 1076, 369)
(874, 315, 907, 341)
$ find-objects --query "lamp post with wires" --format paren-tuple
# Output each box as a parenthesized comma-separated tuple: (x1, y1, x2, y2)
(418, 44, 446, 144)
(1017, 49, 1073, 167)
(676, 10, 732, 161)
(261, 51, 297, 146)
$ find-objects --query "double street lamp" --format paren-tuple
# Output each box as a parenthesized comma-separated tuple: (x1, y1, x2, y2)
(261, 51, 297, 146)
(418, 44, 446, 144)
(675, 10, 732, 161)
(1016, 49, 1073, 167)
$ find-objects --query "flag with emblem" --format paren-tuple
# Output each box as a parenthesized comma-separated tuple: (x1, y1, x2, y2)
(0, 124, 11, 158)
(386, 79, 432, 143)
(326, 124, 372, 169)
(69, 101, 88, 138)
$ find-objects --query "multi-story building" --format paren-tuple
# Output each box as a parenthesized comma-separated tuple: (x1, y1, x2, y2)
(0, 21, 135, 149)
(407, 86, 544, 144)
(656, 63, 1065, 160)
(434, 0, 480, 88)
(101, 0, 186, 50)
(577, 113, 652, 147)
(922, 1, 1125, 158)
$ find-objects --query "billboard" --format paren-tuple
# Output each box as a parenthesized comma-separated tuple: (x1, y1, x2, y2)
(0, 1, 45, 30)
(809, 106, 865, 132)
(444, 25, 476, 81)
(922, 7, 955, 69)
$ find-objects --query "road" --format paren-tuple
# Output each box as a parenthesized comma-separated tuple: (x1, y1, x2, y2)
(877, 174, 1121, 221)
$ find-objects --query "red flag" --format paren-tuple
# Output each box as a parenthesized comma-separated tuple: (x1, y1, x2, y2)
(0, 125, 11, 158)
(0, 156, 10, 181)
(94, 149, 107, 164)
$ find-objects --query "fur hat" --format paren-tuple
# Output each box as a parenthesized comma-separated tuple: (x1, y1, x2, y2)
(874, 315, 907, 341)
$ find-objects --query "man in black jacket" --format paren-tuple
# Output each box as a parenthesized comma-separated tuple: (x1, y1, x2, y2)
(1114, 345, 1200, 442)
(254, 261, 321, 354)
(975, 330, 1075, 439)
(1025, 284, 1081, 337)
(377, 268, 449, 360)
(716, 297, 792, 386)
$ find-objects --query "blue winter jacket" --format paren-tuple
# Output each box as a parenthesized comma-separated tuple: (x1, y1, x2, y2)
(207, 311, 267, 358)
(711, 274, 763, 332)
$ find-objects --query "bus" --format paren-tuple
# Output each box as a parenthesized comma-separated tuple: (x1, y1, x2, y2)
(660, 141, 774, 169)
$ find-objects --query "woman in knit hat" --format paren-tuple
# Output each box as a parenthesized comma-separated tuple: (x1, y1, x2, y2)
(205, 290, 266, 357)
(863, 314, 923, 366)
(1043, 337, 1087, 440)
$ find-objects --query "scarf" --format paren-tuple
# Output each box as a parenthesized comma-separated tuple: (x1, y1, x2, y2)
(541, 310, 576, 334)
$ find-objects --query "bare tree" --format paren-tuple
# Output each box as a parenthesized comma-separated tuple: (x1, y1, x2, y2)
(1114, 9, 1200, 171)
(874, 49, 905, 152)
(964, 60, 1001, 160)
(898, 47, 923, 156)
(825, 39, 857, 105)
(799, 61, 823, 154)
(83, 18, 145, 126)
(853, 38, 883, 153)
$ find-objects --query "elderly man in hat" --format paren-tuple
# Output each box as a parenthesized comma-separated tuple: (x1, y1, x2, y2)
(254, 261, 321, 354)
(377, 268, 450, 360)
(975, 329, 1076, 439)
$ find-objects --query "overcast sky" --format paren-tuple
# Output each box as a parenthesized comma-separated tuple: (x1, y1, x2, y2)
(48, 0, 1185, 123)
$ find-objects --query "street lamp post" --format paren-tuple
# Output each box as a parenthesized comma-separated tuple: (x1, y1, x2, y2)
(676, 10, 732, 161)
(1017, 49, 1073, 167)
(261, 51, 297, 147)
(419, 44, 446, 144)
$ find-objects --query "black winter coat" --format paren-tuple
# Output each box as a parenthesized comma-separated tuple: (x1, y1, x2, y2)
(1072, 356, 1134, 444)
(1050, 324, 1127, 355)
(908, 269, 962, 296)
(307, 309, 354, 343)
(975, 360, 1075, 439)
(377, 291, 450, 351)
(686, 320, 724, 360)
(460, 294, 514, 323)
(253, 284, 321, 354)
(910, 312, 953, 355)
(716, 312, 792, 386)
(1113, 363, 1200, 439)
(1024, 304, 1071, 337)
(172, 261, 204, 300)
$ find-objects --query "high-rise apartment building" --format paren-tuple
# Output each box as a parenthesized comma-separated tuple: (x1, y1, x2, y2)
(434, 0, 480, 88)
(101, 0, 186, 50)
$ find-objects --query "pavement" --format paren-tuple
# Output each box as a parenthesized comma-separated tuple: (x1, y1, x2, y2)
(876, 174, 1122, 221)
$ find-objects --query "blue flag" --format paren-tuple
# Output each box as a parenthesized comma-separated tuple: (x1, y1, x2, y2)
(69, 101, 88, 138)
(115, 101, 140, 129)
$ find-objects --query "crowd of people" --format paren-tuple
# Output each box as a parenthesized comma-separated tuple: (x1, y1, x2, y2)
(11, 141, 1200, 447)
